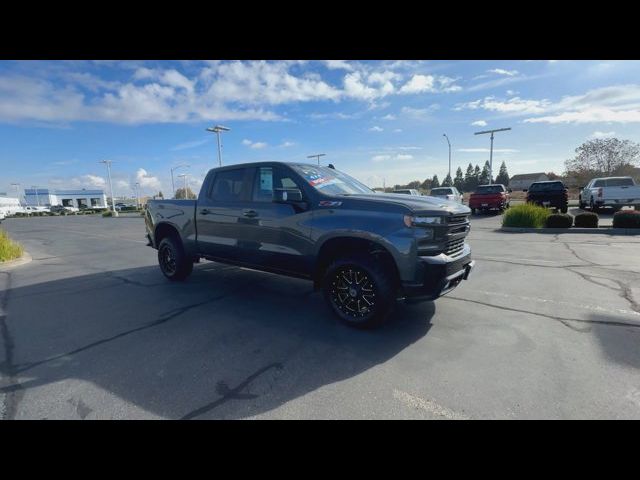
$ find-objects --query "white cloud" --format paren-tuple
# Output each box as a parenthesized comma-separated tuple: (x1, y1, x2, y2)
(136, 168, 161, 190)
(399, 74, 434, 94)
(456, 96, 550, 114)
(380, 114, 396, 121)
(394, 128, 403, 133)
(590, 130, 616, 138)
(371, 153, 414, 163)
(324, 60, 354, 71)
(401, 105, 439, 119)
(488, 68, 518, 76)
(279, 141, 295, 147)
(369, 126, 383, 132)
(242, 139, 268, 149)
(471, 120, 487, 127)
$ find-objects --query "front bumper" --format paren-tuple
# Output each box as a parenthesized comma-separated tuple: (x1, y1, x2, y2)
(400, 245, 474, 301)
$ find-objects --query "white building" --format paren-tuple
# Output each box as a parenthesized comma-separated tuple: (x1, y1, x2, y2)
(509, 173, 549, 191)
(0, 196, 22, 216)
(23, 188, 108, 209)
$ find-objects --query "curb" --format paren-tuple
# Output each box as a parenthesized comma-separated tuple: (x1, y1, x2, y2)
(499, 227, 640, 235)
(0, 251, 33, 270)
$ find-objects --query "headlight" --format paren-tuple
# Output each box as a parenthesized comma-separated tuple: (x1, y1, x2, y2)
(403, 215, 443, 227)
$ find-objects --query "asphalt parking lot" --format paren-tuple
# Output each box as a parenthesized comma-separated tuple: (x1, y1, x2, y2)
(1, 214, 640, 419)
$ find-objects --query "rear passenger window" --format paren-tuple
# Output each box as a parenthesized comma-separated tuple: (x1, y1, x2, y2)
(605, 178, 634, 187)
(593, 180, 605, 187)
(252, 167, 302, 202)
(210, 169, 246, 202)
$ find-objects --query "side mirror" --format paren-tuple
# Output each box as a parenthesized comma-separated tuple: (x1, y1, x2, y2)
(273, 188, 303, 203)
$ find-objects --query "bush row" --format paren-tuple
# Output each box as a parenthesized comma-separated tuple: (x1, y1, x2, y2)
(503, 206, 640, 229)
(613, 210, 640, 228)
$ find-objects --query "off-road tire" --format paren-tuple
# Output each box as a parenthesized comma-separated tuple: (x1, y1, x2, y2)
(323, 254, 396, 329)
(158, 236, 193, 281)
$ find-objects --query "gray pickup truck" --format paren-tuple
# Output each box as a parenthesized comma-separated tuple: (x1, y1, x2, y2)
(145, 162, 474, 328)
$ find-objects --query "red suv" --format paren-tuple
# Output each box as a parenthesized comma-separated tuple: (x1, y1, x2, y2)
(469, 184, 511, 214)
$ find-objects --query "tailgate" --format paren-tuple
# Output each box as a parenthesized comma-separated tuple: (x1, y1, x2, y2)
(603, 186, 640, 201)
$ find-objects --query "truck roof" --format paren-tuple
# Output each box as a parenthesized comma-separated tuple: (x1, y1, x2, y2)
(208, 161, 324, 172)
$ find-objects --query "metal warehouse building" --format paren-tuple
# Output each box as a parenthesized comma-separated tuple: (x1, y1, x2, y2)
(24, 188, 108, 209)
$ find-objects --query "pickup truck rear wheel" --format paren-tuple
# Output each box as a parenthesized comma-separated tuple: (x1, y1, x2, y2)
(323, 254, 395, 329)
(158, 236, 193, 281)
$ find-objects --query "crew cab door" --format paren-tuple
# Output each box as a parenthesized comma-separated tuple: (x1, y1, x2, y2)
(195, 167, 252, 260)
(235, 165, 314, 276)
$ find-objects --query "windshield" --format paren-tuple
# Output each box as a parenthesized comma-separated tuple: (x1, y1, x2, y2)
(474, 185, 504, 194)
(291, 165, 373, 195)
(431, 188, 453, 195)
(529, 182, 564, 192)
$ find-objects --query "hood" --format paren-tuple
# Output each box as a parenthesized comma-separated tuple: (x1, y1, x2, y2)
(341, 193, 470, 215)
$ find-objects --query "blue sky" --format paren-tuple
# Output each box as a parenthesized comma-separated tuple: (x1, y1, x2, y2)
(2, 60, 640, 197)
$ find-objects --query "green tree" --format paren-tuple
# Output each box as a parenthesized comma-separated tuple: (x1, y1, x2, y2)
(454, 166, 465, 192)
(157, 191, 164, 199)
(420, 178, 432, 191)
(431, 175, 440, 188)
(495, 161, 510, 186)
(473, 164, 482, 187)
(564, 138, 640, 186)
(464, 163, 476, 192)
(480, 161, 491, 185)
(175, 187, 197, 200)
(406, 180, 421, 190)
(442, 173, 453, 187)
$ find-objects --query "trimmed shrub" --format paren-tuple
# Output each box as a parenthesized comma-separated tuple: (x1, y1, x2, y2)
(502, 203, 551, 228)
(545, 213, 573, 228)
(574, 212, 599, 228)
(102, 210, 114, 217)
(612, 210, 640, 229)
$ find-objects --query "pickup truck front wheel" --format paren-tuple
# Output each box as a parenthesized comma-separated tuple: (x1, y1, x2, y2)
(323, 255, 395, 329)
(158, 236, 193, 281)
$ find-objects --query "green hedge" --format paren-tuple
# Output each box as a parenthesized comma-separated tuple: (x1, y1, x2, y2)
(502, 203, 550, 228)
(545, 213, 573, 228)
(612, 210, 640, 228)
(574, 212, 599, 228)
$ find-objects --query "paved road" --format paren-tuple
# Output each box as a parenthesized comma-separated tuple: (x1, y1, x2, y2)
(1, 215, 639, 419)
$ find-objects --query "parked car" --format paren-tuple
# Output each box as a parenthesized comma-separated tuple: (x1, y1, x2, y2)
(0, 211, 5, 222)
(430, 187, 463, 203)
(468, 184, 511, 214)
(579, 176, 640, 212)
(525, 180, 568, 213)
(23, 206, 50, 214)
(393, 189, 421, 196)
(145, 162, 474, 329)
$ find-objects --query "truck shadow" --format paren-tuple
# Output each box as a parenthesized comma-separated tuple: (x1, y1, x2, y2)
(1, 263, 435, 419)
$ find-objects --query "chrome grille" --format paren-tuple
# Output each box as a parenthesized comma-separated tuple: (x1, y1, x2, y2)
(448, 215, 468, 225)
(445, 238, 465, 257)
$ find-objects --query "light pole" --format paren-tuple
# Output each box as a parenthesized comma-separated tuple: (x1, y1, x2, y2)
(307, 153, 326, 166)
(474, 127, 511, 185)
(206, 125, 231, 167)
(443, 133, 451, 180)
(99, 160, 118, 216)
(170, 164, 190, 197)
(31, 185, 41, 206)
(11, 183, 20, 202)
(134, 182, 140, 209)
(178, 173, 189, 198)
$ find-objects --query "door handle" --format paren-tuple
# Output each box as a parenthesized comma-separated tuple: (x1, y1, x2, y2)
(200, 208, 211, 215)
(242, 209, 258, 218)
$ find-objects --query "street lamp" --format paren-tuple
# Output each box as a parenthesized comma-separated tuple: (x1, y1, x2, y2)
(474, 127, 511, 185)
(307, 153, 326, 166)
(177, 173, 189, 198)
(31, 185, 41, 206)
(99, 160, 118, 216)
(134, 182, 140, 209)
(206, 125, 231, 167)
(170, 164, 190, 197)
(11, 183, 20, 202)
(443, 133, 452, 180)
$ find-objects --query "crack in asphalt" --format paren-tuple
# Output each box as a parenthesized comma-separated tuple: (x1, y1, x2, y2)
(6, 291, 237, 377)
(445, 296, 640, 332)
(180, 362, 284, 420)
